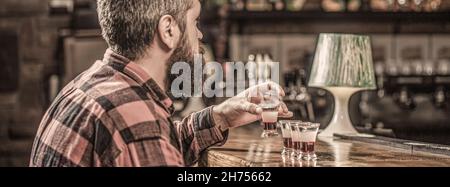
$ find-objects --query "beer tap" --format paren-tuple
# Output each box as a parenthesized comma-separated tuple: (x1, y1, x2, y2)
(396, 86, 416, 110)
(433, 86, 447, 108)
(375, 62, 385, 98)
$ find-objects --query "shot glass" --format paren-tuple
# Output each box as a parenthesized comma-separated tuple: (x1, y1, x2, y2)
(279, 120, 294, 157)
(291, 122, 320, 161)
(259, 90, 281, 138)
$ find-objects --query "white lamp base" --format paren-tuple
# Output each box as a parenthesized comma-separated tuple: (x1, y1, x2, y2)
(319, 87, 363, 137)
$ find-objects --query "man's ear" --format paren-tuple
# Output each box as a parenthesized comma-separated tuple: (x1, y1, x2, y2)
(157, 15, 180, 50)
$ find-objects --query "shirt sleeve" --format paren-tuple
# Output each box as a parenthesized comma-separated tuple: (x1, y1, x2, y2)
(174, 106, 229, 166)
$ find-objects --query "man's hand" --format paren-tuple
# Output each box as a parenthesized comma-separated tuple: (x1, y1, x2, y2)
(212, 82, 293, 131)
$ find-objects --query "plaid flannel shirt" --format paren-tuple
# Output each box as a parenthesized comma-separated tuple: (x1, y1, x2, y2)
(30, 49, 228, 167)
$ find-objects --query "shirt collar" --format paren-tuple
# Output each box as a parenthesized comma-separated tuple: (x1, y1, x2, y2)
(103, 49, 174, 114)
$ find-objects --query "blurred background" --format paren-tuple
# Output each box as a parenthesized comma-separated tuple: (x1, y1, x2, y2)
(0, 0, 449, 166)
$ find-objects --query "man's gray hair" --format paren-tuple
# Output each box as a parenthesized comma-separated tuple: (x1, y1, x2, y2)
(97, 0, 193, 60)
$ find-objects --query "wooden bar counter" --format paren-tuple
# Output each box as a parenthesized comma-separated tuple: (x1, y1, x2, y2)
(199, 125, 450, 167)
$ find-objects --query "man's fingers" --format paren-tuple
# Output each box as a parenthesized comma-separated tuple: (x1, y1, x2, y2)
(279, 102, 289, 113)
(240, 102, 262, 115)
(245, 81, 286, 99)
(248, 93, 263, 104)
(266, 82, 285, 97)
(279, 111, 294, 118)
(278, 103, 293, 118)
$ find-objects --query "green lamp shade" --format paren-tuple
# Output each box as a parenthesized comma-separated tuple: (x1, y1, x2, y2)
(308, 33, 377, 90)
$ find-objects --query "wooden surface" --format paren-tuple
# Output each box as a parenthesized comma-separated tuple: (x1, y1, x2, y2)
(199, 125, 450, 167)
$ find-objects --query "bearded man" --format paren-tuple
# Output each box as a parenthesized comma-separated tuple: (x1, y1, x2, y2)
(30, 0, 291, 167)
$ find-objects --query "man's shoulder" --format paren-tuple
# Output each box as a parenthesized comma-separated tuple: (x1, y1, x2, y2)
(73, 65, 154, 112)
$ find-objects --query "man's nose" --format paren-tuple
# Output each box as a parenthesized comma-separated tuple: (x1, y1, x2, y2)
(198, 30, 204, 40)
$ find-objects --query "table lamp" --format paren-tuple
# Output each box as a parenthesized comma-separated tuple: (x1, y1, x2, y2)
(308, 33, 377, 137)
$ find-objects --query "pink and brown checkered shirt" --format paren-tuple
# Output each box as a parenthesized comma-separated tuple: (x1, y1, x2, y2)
(30, 49, 228, 167)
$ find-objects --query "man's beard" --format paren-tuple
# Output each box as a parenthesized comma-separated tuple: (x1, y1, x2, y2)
(165, 32, 205, 98)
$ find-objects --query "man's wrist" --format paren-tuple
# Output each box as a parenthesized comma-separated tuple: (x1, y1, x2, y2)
(211, 105, 230, 132)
